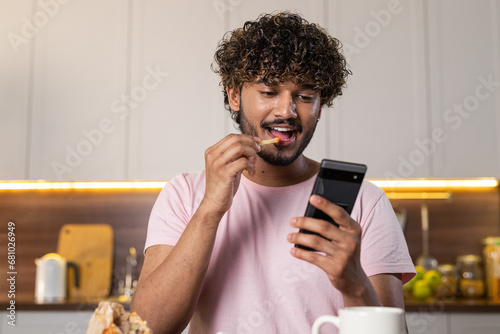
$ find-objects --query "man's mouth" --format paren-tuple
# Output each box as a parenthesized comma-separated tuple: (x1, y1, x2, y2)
(266, 126, 297, 143)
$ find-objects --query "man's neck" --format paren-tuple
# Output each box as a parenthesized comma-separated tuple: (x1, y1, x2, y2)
(243, 155, 320, 187)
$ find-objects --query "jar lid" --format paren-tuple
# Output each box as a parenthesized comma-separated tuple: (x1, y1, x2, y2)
(438, 264, 456, 275)
(482, 237, 500, 246)
(456, 254, 482, 264)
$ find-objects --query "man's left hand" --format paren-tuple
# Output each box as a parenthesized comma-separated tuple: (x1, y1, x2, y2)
(287, 194, 369, 298)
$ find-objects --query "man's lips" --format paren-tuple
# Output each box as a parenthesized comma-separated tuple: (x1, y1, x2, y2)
(261, 120, 301, 146)
(265, 126, 297, 145)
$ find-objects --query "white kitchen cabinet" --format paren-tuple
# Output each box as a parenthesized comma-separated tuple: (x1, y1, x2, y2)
(322, 0, 500, 179)
(0, 310, 189, 334)
(1, 1, 500, 180)
(1, 310, 93, 334)
(449, 313, 500, 334)
(426, 0, 500, 178)
(406, 312, 500, 334)
(0, 0, 32, 179)
(127, 0, 226, 180)
(323, 0, 431, 179)
(406, 312, 448, 334)
(28, 0, 129, 181)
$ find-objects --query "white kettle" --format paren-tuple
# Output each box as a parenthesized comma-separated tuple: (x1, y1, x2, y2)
(35, 253, 79, 303)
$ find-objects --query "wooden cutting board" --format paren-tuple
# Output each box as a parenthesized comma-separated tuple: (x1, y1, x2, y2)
(57, 224, 113, 299)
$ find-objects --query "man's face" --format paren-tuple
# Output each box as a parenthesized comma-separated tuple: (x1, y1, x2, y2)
(229, 79, 322, 166)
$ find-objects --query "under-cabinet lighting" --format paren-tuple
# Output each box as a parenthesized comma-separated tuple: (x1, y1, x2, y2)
(385, 192, 452, 200)
(0, 178, 497, 191)
(0, 181, 168, 190)
(371, 178, 498, 190)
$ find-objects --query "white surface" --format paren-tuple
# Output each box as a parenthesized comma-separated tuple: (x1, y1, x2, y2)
(1, 310, 93, 334)
(449, 313, 500, 334)
(406, 312, 500, 334)
(0, 0, 31, 179)
(406, 312, 448, 334)
(1, 0, 499, 180)
(28, 0, 128, 181)
(0, 310, 189, 333)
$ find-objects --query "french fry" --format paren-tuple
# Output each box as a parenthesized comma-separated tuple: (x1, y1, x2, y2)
(258, 137, 281, 146)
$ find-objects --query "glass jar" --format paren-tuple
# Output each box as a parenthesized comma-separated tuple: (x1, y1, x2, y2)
(482, 237, 500, 303)
(456, 254, 485, 299)
(436, 264, 457, 299)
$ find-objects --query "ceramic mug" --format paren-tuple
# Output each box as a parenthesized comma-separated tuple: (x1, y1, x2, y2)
(312, 306, 405, 334)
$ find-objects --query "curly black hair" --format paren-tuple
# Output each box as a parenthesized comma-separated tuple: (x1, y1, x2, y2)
(212, 11, 351, 124)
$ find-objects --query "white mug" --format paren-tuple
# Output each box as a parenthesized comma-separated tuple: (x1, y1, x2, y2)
(312, 306, 405, 334)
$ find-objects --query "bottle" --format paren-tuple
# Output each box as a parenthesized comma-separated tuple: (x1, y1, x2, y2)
(436, 264, 457, 299)
(482, 237, 500, 303)
(456, 254, 485, 299)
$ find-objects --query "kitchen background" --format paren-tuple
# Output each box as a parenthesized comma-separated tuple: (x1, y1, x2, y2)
(1, 0, 500, 333)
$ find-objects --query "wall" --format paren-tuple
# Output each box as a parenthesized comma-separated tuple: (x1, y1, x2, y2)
(397, 188, 500, 264)
(0, 188, 157, 301)
(1, 0, 500, 181)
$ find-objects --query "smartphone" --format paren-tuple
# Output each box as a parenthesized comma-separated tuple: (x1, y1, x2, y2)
(295, 159, 367, 251)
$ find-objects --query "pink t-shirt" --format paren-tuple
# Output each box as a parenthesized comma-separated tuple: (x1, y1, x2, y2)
(145, 172, 415, 334)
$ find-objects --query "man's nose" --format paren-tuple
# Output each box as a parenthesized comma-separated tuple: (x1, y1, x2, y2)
(273, 93, 297, 118)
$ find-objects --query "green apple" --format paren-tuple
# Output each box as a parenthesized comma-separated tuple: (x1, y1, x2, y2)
(423, 270, 442, 290)
(413, 280, 432, 300)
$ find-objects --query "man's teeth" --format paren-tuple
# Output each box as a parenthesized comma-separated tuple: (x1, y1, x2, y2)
(271, 127, 293, 132)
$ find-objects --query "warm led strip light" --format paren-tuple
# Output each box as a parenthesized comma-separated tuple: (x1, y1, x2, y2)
(0, 181, 168, 190)
(385, 192, 452, 200)
(370, 178, 499, 189)
(0, 178, 497, 190)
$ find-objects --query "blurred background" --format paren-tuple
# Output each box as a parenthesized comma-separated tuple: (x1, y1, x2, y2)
(1, 0, 499, 181)
(1, 1, 500, 333)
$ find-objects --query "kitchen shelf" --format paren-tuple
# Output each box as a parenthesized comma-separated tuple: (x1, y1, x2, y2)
(3, 297, 500, 313)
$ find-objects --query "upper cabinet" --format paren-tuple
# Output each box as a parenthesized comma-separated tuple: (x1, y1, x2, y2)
(29, 0, 129, 181)
(1, 0, 499, 180)
(322, 0, 500, 179)
(323, 0, 430, 179)
(427, 0, 500, 178)
(127, 1, 225, 180)
(0, 1, 32, 179)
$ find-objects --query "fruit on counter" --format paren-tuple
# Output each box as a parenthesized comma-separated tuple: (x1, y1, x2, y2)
(414, 266, 425, 281)
(403, 266, 444, 301)
(413, 280, 433, 300)
(423, 270, 441, 290)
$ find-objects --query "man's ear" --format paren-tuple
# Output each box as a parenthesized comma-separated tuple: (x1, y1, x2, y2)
(227, 86, 240, 112)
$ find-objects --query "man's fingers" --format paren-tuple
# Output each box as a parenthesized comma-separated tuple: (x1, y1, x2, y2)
(206, 133, 260, 159)
(308, 195, 357, 231)
(287, 227, 335, 252)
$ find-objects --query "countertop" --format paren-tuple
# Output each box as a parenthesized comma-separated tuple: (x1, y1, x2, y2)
(2, 297, 500, 313)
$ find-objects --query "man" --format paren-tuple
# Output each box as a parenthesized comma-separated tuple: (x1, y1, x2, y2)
(131, 12, 415, 334)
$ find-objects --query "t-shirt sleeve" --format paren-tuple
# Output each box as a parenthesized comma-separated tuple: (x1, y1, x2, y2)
(358, 182, 416, 284)
(144, 174, 194, 252)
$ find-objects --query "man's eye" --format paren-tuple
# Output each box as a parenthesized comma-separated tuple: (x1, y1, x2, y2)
(298, 95, 314, 101)
(261, 91, 277, 96)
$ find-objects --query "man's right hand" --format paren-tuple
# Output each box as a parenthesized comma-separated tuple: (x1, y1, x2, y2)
(132, 135, 260, 333)
(202, 133, 261, 216)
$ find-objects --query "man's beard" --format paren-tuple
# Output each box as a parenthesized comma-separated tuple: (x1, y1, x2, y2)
(238, 106, 317, 166)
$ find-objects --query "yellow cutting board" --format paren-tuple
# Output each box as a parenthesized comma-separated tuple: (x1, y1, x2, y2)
(57, 224, 113, 299)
